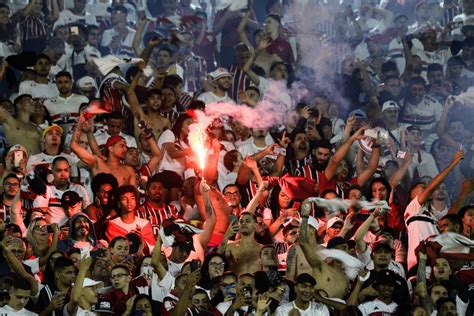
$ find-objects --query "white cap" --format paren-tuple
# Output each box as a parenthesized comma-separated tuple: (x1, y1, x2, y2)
(82, 278, 103, 289)
(381, 100, 399, 112)
(326, 217, 343, 231)
(7, 144, 28, 156)
(77, 76, 98, 90)
(210, 67, 232, 81)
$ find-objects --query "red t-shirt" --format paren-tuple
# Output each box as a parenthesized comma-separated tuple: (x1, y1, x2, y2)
(266, 36, 295, 65)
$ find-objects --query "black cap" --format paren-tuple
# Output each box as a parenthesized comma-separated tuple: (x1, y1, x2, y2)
(327, 237, 356, 249)
(295, 273, 316, 286)
(372, 240, 393, 253)
(374, 269, 401, 288)
(94, 298, 114, 313)
(406, 125, 422, 132)
(107, 5, 128, 14)
(61, 191, 81, 208)
(174, 236, 195, 252)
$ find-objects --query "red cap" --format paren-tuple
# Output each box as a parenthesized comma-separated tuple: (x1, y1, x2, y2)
(105, 135, 125, 148)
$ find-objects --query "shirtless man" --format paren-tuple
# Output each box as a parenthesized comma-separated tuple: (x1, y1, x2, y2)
(0, 95, 41, 154)
(70, 114, 137, 187)
(127, 62, 171, 140)
(219, 212, 264, 276)
(292, 202, 350, 299)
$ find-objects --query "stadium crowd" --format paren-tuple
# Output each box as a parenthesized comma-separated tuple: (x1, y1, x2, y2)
(1, 0, 474, 315)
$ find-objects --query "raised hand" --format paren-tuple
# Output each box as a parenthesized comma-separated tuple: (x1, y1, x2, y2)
(451, 149, 464, 166)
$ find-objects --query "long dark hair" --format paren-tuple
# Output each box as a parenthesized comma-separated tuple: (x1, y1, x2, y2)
(171, 113, 193, 145)
(268, 185, 291, 221)
(366, 177, 392, 201)
(198, 253, 229, 290)
(130, 294, 155, 315)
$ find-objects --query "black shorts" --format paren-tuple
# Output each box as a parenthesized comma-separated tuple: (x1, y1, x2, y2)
(156, 170, 184, 190)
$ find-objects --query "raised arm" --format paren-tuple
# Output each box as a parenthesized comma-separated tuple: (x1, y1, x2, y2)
(170, 270, 200, 316)
(325, 127, 365, 181)
(299, 203, 323, 270)
(415, 251, 434, 314)
(70, 115, 98, 167)
(356, 144, 380, 186)
(353, 213, 377, 254)
(418, 150, 464, 205)
(38, 224, 59, 267)
(389, 152, 413, 190)
(10, 190, 27, 235)
(2, 240, 38, 296)
(436, 96, 459, 148)
(127, 62, 146, 120)
(197, 181, 217, 249)
(242, 37, 272, 85)
(67, 256, 92, 315)
(245, 181, 268, 214)
(449, 179, 474, 215)
(217, 221, 239, 255)
(151, 233, 167, 280)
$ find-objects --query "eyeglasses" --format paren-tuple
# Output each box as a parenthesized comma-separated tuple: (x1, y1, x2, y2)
(110, 273, 128, 280)
(224, 192, 240, 197)
(209, 262, 225, 268)
(288, 231, 299, 236)
(4, 182, 19, 187)
(33, 225, 47, 231)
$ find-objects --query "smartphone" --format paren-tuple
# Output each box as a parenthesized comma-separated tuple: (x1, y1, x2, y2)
(224, 284, 236, 300)
(190, 260, 199, 272)
(396, 151, 406, 159)
(291, 201, 301, 210)
(364, 129, 379, 139)
(13, 151, 23, 167)
(229, 214, 238, 224)
(80, 245, 90, 259)
(70, 26, 79, 35)
(242, 286, 253, 299)
(47, 225, 53, 234)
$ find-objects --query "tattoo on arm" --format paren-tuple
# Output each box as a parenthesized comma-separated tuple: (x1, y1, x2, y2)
(300, 218, 308, 243)
(286, 246, 297, 276)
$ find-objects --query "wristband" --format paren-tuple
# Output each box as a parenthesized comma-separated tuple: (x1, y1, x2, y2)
(358, 270, 370, 282)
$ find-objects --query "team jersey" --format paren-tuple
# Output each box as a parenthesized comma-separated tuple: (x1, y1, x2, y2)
(357, 299, 398, 316)
(32, 183, 90, 225)
(136, 202, 180, 237)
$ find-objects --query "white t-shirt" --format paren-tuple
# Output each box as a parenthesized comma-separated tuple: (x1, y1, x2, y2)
(43, 94, 89, 135)
(157, 130, 188, 178)
(358, 298, 398, 316)
(197, 91, 234, 104)
(275, 301, 330, 316)
(100, 27, 136, 58)
(150, 271, 175, 303)
(405, 197, 440, 270)
(18, 81, 59, 101)
(33, 183, 91, 225)
(406, 150, 439, 180)
(27, 152, 80, 178)
(0, 305, 37, 315)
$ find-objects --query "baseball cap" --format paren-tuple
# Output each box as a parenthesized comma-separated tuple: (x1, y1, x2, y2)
(326, 217, 343, 231)
(210, 67, 232, 81)
(175, 238, 195, 252)
(7, 144, 28, 156)
(348, 109, 367, 119)
(42, 125, 63, 138)
(374, 269, 401, 288)
(82, 278, 103, 289)
(381, 100, 399, 112)
(107, 5, 128, 14)
(95, 298, 114, 314)
(327, 236, 356, 249)
(77, 76, 98, 90)
(406, 125, 422, 132)
(105, 135, 125, 148)
(61, 191, 82, 208)
(296, 273, 316, 286)
(372, 240, 393, 253)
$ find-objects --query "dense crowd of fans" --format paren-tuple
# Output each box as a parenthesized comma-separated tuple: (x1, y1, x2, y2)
(1, 0, 474, 315)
